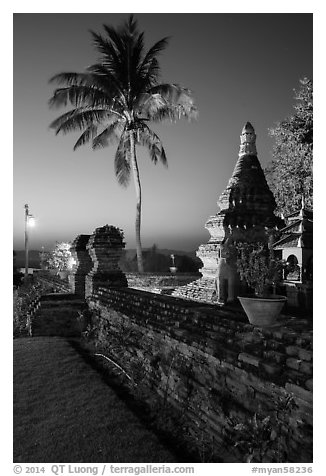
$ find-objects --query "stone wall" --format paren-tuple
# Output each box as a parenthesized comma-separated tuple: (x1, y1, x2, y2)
(87, 286, 312, 463)
(126, 273, 200, 294)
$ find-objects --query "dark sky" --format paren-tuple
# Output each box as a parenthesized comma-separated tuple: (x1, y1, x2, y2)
(13, 13, 312, 252)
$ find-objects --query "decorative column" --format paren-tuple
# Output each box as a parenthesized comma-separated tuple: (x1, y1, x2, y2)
(85, 225, 128, 297)
(69, 234, 93, 298)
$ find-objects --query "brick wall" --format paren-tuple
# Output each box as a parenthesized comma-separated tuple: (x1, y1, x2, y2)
(126, 273, 200, 294)
(88, 286, 312, 462)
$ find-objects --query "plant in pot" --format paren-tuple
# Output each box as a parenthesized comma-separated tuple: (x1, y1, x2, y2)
(236, 241, 286, 326)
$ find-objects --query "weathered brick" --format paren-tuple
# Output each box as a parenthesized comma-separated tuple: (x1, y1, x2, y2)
(298, 348, 313, 362)
(238, 352, 261, 367)
(263, 350, 286, 364)
(285, 383, 313, 403)
(299, 361, 313, 376)
(285, 345, 300, 357)
(260, 361, 282, 377)
(286, 357, 302, 371)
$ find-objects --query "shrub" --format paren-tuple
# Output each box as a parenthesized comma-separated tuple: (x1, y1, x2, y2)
(236, 242, 285, 296)
(45, 242, 72, 272)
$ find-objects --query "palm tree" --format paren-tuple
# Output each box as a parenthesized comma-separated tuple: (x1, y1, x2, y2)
(49, 15, 197, 273)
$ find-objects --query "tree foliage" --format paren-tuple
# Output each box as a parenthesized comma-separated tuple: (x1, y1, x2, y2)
(49, 15, 197, 272)
(266, 78, 313, 216)
(46, 242, 72, 271)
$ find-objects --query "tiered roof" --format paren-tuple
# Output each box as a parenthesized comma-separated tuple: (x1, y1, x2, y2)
(273, 205, 313, 250)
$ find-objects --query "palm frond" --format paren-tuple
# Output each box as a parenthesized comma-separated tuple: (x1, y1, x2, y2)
(49, 72, 90, 86)
(92, 121, 125, 150)
(49, 71, 125, 110)
(143, 58, 160, 82)
(139, 37, 169, 76)
(133, 58, 161, 98)
(103, 24, 126, 53)
(49, 85, 113, 109)
(130, 32, 145, 82)
(150, 104, 198, 122)
(149, 83, 191, 105)
(86, 64, 127, 109)
(90, 30, 122, 73)
(136, 92, 166, 117)
(139, 125, 167, 166)
(123, 15, 138, 36)
(146, 84, 198, 122)
(49, 107, 111, 135)
(73, 125, 98, 150)
(114, 133, 131, 186)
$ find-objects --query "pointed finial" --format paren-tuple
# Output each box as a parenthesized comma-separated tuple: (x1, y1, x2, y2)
(239, 122, 257, 157)
(242, 122, 255, 133)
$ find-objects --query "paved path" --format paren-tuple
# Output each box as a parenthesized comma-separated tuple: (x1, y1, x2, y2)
(14, 337, 179, 463)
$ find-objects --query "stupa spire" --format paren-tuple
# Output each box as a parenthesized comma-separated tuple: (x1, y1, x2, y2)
(239, 121, 257, 157)
(172, 120, 281, 305)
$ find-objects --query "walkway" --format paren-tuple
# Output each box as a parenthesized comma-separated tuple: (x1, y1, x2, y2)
(13, 337, 179, 463)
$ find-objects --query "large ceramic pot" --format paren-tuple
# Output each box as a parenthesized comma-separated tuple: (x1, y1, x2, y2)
(238, 295, 287, 327)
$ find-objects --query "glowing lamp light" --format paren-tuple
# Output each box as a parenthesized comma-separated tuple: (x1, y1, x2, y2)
(27, 215, 35, 227)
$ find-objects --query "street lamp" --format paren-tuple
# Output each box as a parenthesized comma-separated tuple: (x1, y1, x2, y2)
(24, 204, 35, 280)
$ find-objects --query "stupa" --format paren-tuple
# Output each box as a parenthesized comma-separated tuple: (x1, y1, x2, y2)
(173, 122, 282, 304)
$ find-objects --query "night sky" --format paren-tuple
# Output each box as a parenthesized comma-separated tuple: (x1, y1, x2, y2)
(13, 12, 313, 252)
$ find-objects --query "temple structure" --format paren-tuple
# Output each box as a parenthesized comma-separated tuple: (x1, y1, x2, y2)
(273, 199, 313, 283)
(173, 122, 282, 304)
(272, 200, 313, 308)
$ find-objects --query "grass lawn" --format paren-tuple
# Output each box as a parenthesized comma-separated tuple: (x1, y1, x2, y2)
(13, 337, 179, 463)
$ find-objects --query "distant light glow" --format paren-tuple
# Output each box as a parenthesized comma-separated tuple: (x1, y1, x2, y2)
(28, 215, 35, 227)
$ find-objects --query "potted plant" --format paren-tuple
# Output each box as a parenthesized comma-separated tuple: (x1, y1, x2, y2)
(236, 242, 286, 326)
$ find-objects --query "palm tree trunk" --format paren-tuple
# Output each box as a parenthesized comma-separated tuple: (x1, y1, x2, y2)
(129, 129, 144, 273)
